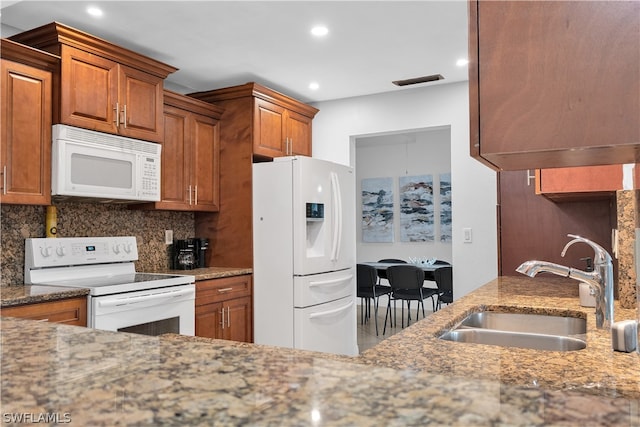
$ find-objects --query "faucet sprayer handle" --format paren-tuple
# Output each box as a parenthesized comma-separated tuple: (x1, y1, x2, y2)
(561, 234, 612, 265)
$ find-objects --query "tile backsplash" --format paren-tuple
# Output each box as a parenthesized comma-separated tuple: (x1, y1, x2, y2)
(1, 202, 195, 285)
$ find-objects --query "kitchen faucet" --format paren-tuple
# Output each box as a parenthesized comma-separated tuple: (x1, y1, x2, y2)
(516, 234, 614, 330)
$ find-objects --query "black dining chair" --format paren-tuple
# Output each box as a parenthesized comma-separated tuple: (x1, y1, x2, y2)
(357, 263, 392, 336)
(376, 258, 406, 284)
(434, 266, 453, 311)
(382, 265, 438, 334)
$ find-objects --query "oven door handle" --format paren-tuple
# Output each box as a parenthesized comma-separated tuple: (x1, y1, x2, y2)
(97, 287, 194, 308)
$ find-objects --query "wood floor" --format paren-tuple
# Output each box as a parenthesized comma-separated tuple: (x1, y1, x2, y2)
(356, 299, 435, 353)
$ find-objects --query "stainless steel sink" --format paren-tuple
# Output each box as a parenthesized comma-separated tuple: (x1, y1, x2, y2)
(440, 329, 587, 351)
(439, 311, 587, 352)
(458, 312, 586, 336)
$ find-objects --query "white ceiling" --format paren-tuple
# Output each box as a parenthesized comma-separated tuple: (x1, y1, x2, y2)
(0, 0, 469, 104)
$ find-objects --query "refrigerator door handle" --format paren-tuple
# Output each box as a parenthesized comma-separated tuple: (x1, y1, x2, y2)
(330, 172, 343, 262)
(308, 274, 354, 289)
(309, 300, 354, 319)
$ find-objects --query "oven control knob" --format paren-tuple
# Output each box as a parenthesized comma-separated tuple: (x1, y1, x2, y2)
(123, 243, 133, 254)
(112, 244, 121, 254)
(55, 245, 66, 257)
(40, 246, 53, 258)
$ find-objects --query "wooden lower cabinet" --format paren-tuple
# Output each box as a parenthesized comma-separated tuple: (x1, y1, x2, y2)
(195, 275, 252, 343)
(1, 297, 87, 326)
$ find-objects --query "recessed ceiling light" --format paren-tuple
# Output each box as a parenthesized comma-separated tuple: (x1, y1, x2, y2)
(309, 82, 320, 90)
(87, 6, 103, 17)
(456, 58, 469, 67)
(311, 26, 328, 37)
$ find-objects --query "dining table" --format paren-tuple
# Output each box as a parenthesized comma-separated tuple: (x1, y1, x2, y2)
(361, 261, 451, 282)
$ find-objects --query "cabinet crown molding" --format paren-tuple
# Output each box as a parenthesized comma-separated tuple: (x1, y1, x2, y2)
(190, 82, 319, 118)
(0, 39, 59, 71)
(164, 90, 225, 119)
(9, 21, 177, 78)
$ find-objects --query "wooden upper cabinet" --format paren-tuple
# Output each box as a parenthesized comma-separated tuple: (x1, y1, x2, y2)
(469, 1, 640, 170)
(286, 110, 313, 157)
(536, 164, 640, 201)
(254, 98, 286, 157)
(189, 82, 319, 160)
(10, 22, 177, 143)
(0, 40, 57, 205)
(133, 90, 223, 212)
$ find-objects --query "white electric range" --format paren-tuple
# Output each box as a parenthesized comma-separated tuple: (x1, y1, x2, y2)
(24, 236, 195, 336)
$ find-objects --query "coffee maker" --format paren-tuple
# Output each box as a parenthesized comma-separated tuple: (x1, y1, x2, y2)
(171, 238, 209, 270)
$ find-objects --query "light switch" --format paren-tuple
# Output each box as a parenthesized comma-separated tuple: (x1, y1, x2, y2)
(463, 228, 472, 243)
(165, 230, 173, 245)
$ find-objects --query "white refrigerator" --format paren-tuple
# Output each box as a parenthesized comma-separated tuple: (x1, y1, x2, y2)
(253, 156, 357, 356)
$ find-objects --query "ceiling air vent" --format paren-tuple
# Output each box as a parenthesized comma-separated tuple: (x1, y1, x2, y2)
(392, 74, 444, 87)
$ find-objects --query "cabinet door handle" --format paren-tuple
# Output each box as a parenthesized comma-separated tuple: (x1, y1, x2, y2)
(194, 185, 198, 205)
(188, 185, 192, 205)
(2, 165, 6, 195)
(217, 287, 233, 293)
(220, 307, 225, 329)
(113, 102, 120, 127)
(122, 104, 127, 129)
(227, 306, 230, 327)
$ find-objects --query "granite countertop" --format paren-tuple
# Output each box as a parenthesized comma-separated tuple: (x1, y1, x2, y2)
(1, 276, 638, 426)
(154, 267, 252, 281)
(360, 276, 640, 399)
(1, 316, 635, 426)
(0, 285, 89, 308)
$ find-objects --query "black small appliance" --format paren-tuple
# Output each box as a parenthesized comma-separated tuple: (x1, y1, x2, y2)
(196, 238, 209, 268)
(171, 238, 197, 270)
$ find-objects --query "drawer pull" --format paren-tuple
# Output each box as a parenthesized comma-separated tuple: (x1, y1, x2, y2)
(218, 287, 233, 293)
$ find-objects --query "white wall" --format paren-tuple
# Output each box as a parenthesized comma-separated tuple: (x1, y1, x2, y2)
(355, 127, 452, 264)
(311, 82, 498, 298)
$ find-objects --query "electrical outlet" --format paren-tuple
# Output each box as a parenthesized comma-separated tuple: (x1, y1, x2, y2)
(165, 230, 173, 245)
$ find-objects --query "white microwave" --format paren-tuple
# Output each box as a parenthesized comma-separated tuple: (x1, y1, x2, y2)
(51, 124, 161, 202)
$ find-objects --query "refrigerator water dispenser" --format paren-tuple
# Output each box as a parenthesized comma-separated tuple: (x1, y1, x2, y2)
(306, 203, 325, 258)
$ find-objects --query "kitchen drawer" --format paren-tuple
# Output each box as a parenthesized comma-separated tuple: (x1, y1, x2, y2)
(1, 297, 87, 326)
(195, 275, 252, 306)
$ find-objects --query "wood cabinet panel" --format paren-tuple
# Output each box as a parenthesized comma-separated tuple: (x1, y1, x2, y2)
(0, 52, 53, 205)
(195, 301, 222, 339)
(498, 170, 616, 276)
(222, 296, 252, 342)
(192, 113, 220, 210)
(536, 164, 640, 201)
(287, 110, 313, 157)
(469, 1, 640, 170)
(133, 91, 223, 212)
(118, 64, 164, 141)
(60, 46, 118, 133)
(1, 297, 87, 326)
(159, 106, 190, 206)
(254, 99, 286, 157)
(194, 275, 253, 343)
